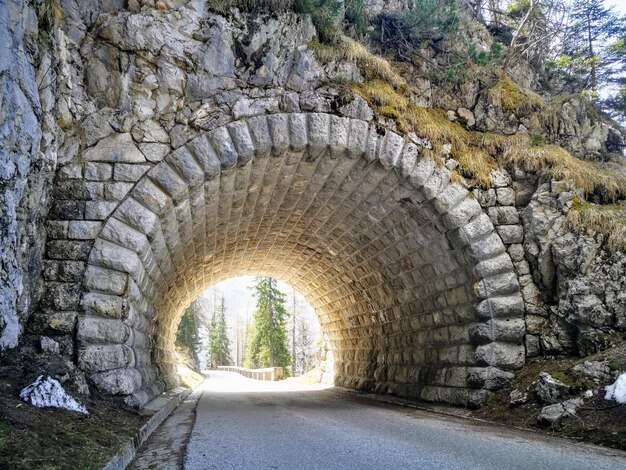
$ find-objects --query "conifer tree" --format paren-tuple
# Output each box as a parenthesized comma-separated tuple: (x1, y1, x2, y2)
(247, 277, 292, 369)
(207, 295, 233, 368)
(176, 301, 202, 367)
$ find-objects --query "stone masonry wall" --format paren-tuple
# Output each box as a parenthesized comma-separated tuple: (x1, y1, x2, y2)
(1, 1, 624, 410)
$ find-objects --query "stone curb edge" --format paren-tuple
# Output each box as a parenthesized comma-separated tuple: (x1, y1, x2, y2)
(102, 385, 198, 470)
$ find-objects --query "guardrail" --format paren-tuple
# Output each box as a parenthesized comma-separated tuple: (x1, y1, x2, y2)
(217, 366, 283, 381)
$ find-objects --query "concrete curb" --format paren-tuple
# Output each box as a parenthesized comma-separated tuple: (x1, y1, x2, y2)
(102, 385, 197, 470)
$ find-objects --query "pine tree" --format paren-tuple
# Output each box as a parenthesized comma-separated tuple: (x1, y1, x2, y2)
(247, 277, 292, 369)
(206, 295, 233, 368)
(176, 301, 201, 367)
(560, 0, 625, 97)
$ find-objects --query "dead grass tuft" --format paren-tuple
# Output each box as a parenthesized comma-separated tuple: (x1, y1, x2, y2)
(311, 36, 410, 93)
(351, 78, 626, 197)
(486, 76, 546, 116)
(565, 199, 626, 253)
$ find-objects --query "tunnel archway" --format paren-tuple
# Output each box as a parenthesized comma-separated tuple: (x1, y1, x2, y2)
(76, 112, 525, 407)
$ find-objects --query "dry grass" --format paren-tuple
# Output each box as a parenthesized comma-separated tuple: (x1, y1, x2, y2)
(485, 76, 546, 116)
(565, 199, 626, 253)
(311, 36, 410, 93)
(351, 78, 626, 198)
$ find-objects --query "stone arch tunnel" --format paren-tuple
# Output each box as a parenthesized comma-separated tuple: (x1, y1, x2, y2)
(45, 111, 525, 408)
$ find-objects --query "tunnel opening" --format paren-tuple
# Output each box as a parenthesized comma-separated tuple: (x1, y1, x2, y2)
(75, 112, 524, 408)
(174, 275, 325, 380)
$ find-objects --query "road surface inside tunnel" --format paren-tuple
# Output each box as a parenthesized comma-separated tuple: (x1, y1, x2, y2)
(133, 371, 626, 470)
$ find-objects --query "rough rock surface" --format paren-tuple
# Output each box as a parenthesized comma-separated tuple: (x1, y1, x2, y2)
(535, 372, 570, 404)
(537, 398, 583, 424)
(0, 0, 625, 410)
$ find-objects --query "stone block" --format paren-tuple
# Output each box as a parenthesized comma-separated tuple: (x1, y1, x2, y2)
(329, 115, 350, 158)
(41, 282, 81, 310)
(104, 182, 134, 201)
(363, 125, 379, 162)
(227, 121, 255, 165)
(115, 198, 160, 238)
(147, 164, 187, 207)
(139, 142, 170, 163)
(487, 206, 519, 225)
(496, 187, 515, 205)
(78, 317, 130, 344)
(85, 162, 113, 181)
(84, 265, 128, 295)
(90, 367, 142, 395)
(208, 126, 238, 168)
(79, 344, 132, 372)
(68, 220, 102, 240)
(268, 114, 289, 155)
(43, 260, 86, 282)
(443, 197, 482, 229)
(433, 183, 467, 213)
(39, 311, 77, 334)
(288, 113, 308, 152)
(456, 213, 493, 245)
(378, 131, 404, 170)
(422, 167, 451, 201)
(468, 232, 506, 260)
(84, 133, 146, 163)
(47, 240, 91, 261)
(474, 253, 514, 278)
(475, 271, 519, 298)
(466, 366, 514, 390)
(246, 115, 272, 157)
(114, 163, 151, 182)
(85, 201, 118, 220)
(474, 188, 496, 207)
(470, 318, 526, 343)
(81, 292, 126, 319)
(496, 225, 524, 244)
(90, 239, 141, 277)
(46, 221, 69, 239)
(475, 342, 525, 369)
(399, 142, 418, 179)
(475, 293, 525, 320)
(100, 218, 149, 257)
(307, 113, 330, 156)
(167, 146, 204, 186)
(49, 200, 85, 220)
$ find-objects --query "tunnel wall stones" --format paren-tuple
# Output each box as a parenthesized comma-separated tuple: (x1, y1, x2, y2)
(39, 111, 526, 407)
(3, 2, 625, 410)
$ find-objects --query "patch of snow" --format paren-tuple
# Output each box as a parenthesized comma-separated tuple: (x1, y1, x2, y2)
(20, 375, 88, 414)
(605, 372, 626, 404)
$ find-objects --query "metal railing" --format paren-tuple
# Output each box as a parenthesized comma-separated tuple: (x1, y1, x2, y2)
(217, 365, 284, 381)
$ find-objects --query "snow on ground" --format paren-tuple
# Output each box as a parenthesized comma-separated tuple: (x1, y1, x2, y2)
(605, 372, 626, 404)
(20, 375, 88, 414)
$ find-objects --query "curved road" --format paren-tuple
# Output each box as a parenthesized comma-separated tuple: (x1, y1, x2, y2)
(133, 371, 626, 469)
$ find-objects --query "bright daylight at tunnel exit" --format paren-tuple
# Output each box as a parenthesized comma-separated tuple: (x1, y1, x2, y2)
(2, 0, 626, 468)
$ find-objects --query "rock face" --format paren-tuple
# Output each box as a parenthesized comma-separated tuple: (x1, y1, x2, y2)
(537, 398, 583, 424)
(535, 372, 570, 404)
(0, 1, 625, 409)
(20, 375, 88, 414)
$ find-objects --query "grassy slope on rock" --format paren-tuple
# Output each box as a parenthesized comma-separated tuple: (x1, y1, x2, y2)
(310, 32, 626, 252)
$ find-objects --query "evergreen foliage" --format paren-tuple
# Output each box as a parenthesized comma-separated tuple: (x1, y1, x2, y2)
(176, 301, 202, 369)
(206, 295, 233, 368)
(245, 277, 292, 369)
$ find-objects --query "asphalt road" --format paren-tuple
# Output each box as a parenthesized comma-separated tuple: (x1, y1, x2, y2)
(178, 371, 626, 470)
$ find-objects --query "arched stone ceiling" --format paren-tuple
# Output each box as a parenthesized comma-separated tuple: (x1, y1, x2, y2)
(52, 112, 524, 407)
